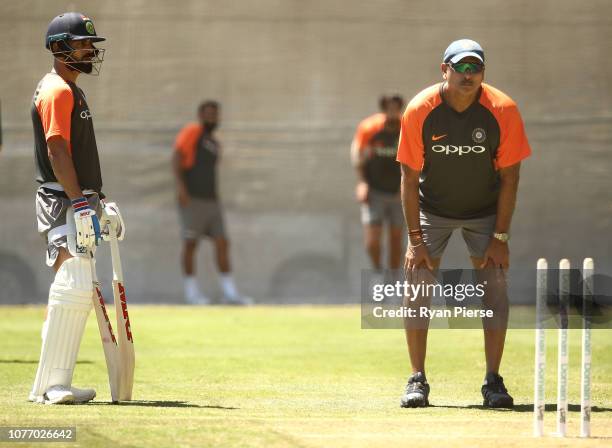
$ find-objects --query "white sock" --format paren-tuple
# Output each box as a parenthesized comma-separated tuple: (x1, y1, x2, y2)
(220, 274, 238, 298)
(184, 276, 200, 297)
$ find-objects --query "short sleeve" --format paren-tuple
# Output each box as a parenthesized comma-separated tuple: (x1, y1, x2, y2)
(352, 115, 384, 151)
(174, 124, 201, 169)
(351, 114, 385, 165)
(175, 125, 192, 153)
(37, 86, 73, 143)
(351, 122, 367, 154)
(496, 105, 532, 168)
(396, 105, 424, 171)
(352, 120, 381, 152)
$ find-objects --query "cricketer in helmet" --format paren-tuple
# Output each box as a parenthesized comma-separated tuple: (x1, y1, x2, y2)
(45, 12, 106, 75)
(29, 12, 122, 405)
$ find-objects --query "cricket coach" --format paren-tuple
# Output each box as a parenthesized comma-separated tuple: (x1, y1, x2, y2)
(397, 39, 531, 408)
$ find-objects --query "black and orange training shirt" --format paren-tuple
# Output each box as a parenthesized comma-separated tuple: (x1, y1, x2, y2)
(364, 125, 401, 194)
(353, 113, 401, 194)
(174, 123, 220, 200)
(397, 83, 531, 219)
(32, 72, 102, 192)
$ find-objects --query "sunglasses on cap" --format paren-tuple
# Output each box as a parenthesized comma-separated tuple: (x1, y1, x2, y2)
(448, 61, 484, 74)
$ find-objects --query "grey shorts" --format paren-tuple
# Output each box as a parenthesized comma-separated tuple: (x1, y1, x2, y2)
(420, 210, 496, 259)
(361, 189, 404, 228)
(179, 198, 226, 240)
(35, 186, 102, 267)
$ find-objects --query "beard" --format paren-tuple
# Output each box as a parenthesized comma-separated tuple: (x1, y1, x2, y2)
(53, 43, 103, 76)
(385, 118, 400, 131)
(203, 122, 218, 133)
(68, 60, 93, 74)
(65, 48, 101, 74)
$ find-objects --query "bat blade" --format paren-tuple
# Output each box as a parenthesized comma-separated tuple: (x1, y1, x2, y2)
(92, 285, 120, 402)
(112, 279, 135, 400)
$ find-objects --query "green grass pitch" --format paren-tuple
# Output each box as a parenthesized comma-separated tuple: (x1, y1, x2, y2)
(1, 305, 610, 447)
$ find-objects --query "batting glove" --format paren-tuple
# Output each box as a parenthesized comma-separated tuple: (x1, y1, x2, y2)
(71, 196, 101, 253)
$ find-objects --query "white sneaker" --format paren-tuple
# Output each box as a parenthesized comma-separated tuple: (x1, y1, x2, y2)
(71, 386, 96, 403)
(28, 392, 44, 403)
(221, 294, 253, 306)
(185, 292, 211, 305)
(43, 385, 75, 405)
(184, 276, 210, 305)
(29, 385, 96, 405)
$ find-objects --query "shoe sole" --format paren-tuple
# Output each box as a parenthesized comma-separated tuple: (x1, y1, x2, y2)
(482, 398, 514, 409)
(401, 398, 429, 408)
(44, 394, 75, 405)
(73, 391, 97, 404)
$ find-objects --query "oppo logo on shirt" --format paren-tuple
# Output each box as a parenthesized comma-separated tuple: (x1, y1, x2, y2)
(431, 144, 486, 155)
(80, 109, 92, 120)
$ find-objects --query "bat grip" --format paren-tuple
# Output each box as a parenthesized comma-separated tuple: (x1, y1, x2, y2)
(109, 233, 124, 282)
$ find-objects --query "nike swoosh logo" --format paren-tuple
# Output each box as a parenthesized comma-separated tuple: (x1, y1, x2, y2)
(432, 134, 447, 141)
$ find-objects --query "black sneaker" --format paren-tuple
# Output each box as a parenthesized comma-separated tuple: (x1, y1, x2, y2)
(481, 372, 514, 408)
(400, 372, 430, 408)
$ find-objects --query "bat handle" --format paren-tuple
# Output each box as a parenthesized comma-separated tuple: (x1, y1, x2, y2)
(109, 233, 124, 283)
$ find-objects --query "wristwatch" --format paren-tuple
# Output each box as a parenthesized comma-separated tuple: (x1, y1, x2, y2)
(493, 232, 510, 243)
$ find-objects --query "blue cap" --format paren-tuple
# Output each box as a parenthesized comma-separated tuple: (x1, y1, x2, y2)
(443, 39, 484, 64)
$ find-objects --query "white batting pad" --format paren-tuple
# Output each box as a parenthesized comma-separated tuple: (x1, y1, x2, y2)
(30, 257, 93, 401)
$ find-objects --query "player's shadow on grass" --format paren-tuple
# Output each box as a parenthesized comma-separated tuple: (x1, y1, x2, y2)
(510, 403, 612, 413)
(85, 400, 238, 410)
(429, 404, 612, 413)
(454, 403, 612, 412)
(0, 359, 93, 365)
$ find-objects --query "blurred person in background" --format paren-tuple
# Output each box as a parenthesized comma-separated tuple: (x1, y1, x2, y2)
(173, 101, 251, 305)
(351, 95, 405, 283)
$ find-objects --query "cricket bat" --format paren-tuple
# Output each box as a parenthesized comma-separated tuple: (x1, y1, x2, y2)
(109, 230, 135, 401)
(91, 263, 121, 402)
